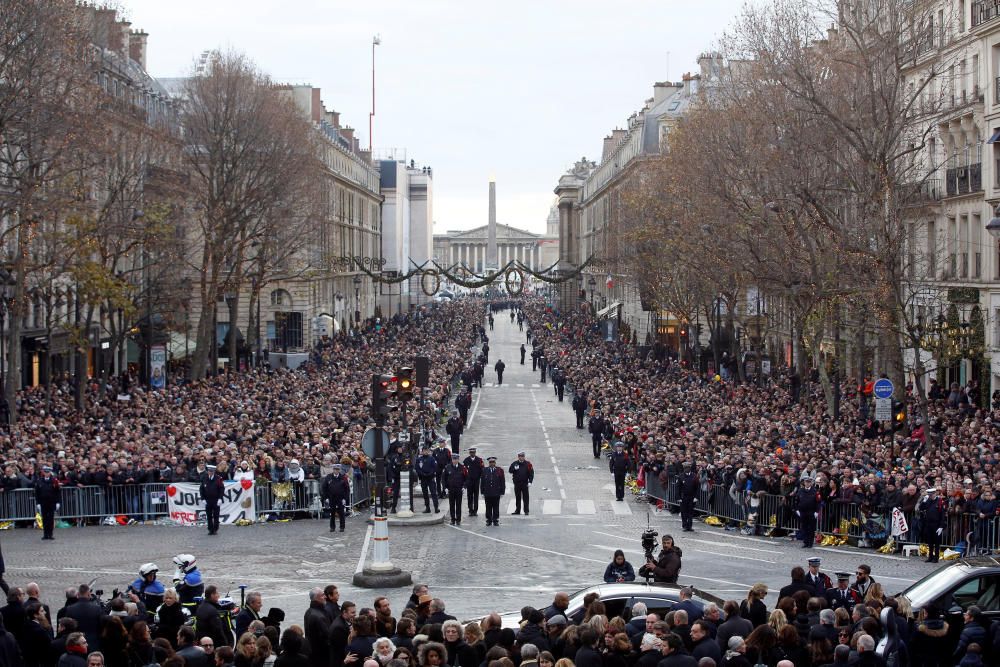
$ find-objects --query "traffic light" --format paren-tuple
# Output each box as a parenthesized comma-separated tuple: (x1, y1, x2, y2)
(397, 367, 414, 402)
(892, 400, 906, 431)
(371, 373, 396, 421)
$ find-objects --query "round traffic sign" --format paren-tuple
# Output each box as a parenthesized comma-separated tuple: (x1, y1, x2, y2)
(872, 378, 894, 400)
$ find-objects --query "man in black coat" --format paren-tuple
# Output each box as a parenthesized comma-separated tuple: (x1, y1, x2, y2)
(444, 454, 467, 526)
(588, 414, 605, 459)
(574, 628, 603, 667)
(33, 466, 60, 540)
(199, 465, 225, 536)
(494, 359, 506, 385)
(689, 621, 721, 665)
(463, 448, 484, 516)
(433, 443, 451, 499)
(304, 589, 331, 667)
(919, 487, 946, 563)
(553, 369, 566, 402)
(321, 465, 351, 532)
(64, 585, 103, 651)
(329, 602, 356, 667)
(794, 475, 821, 548)
(520, 344, 526, 365)
(415, 445, 439, 514)
(658, 632, 697, 667)
(509, 452, 534, 515)
(446, 413, 464, 453)
(572, 392, 587, 429)
(679, 461, 698, 532)
(176, 626, 209, 667)
(778, 566, 816, 600)
(480, 457, 505, 526)
(194, 585, 230, 649)
(609, 443, 629, 502)
(455, 389, 472, 425)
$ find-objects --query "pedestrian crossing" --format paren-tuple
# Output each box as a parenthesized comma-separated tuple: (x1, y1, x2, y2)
(502, 498, 633, 516)
(481, 382, 542, 388)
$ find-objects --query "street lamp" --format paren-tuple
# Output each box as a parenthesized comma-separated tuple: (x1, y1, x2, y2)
(986, 205, 1000, 238)
(353, 274, 362, 324)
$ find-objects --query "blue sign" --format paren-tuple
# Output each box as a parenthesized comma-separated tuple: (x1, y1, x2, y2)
(873, 378, 894, 399)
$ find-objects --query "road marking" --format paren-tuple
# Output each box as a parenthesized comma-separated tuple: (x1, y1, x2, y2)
(532, 384, 540, 388)
(355, 524, 373, 574)
(542, 499, 561, 515)
(483, 382, 494, 387)
(467, 384, 484, 429)
(517, 384, 524, 387)
(568, 523, 586, 526)
(611, 501, 633, 515)
(577, 500, 597, 514)
(448, 524, 605, 563)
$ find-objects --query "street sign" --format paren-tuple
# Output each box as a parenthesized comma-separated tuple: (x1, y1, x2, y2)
(361, 427, 390, 460)
(873, 378, 894, 399)
(875, 397, 892, 421)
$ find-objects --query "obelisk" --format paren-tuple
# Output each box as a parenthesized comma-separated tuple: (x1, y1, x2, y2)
(487, 179, 498, 269)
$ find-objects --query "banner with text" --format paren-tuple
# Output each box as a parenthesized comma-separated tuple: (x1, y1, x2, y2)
(166, 481, 256, 526)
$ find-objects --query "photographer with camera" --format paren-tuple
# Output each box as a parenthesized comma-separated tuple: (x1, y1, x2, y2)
(637, 533, 682, 584)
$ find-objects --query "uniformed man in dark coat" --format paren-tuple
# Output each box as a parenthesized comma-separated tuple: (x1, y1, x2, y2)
(572, 391, 588, 429)
(825, 572, 861, 612)
(494, 359, 506, 385)
(539, 356, 548, 383)
(482, 342, 489, 363)
(321, 464, 351, 531)
(918, 487, 946, 563)
(531, 347, 540, 371)
(679, 461, 699, 532)
(805, 556, 832, 596)
(480, 457, 505, 526)
(509, 451, 534, 515)
(609, 442, 629, 502)
(33, 466, 60, 541)
(444, 454, 467, 525)
(794, 475, 821, 548)
(386, 444, 405, 513)
(415, 445, 439, 514)
(199, 465, 225, 536)
(463, 448, 484, 516)
(553, 369, 566, 401)
(588, 413, 605, 459)
(433, 443, 451, 499)
(520, 344, 526, 365)
(455, 389, 472, 425)
(445, 413, 464, 453)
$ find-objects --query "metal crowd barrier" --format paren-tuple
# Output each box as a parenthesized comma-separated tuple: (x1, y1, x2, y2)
(0, 474, 375, 525)
(643, 473, 1000, 553)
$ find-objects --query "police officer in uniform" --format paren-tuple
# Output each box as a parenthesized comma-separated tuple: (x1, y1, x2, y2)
(480, 456, 505, 526)
(199, 464, 225, 536)
(520, 344, 526, 365)
(446, 412, 464, 453)
(572, 391, 587, 429)
(455, 389, 472, 425)
(34, 465, 60, 540)
(805, 556, 831, 596)
(539, 356, 548, 383)
(825, 572, 860, 612)
(609, 442, 629, 502)
(444, 453, 468, 525)
(386, 443, 405, 513)
(494, 359, 506, 385)
(463, 447, 484, 516)
(416, 445, 439, 514)
(531, 346, 540, 371)
(553, 368, 566, 402)
(795, 475, 821, 548)
(433, 442, 451, 499)
(679, 461, 698, 531)
(321, 463, 351, 531)
(509, 451, 534, 515)
(588, 412, 605, 459)
(919, 487, 946, 563)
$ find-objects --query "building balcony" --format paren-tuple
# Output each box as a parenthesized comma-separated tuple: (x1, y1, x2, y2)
(945, 163, 982, 197)
(973, 0, 1000, 28)
(901, 178, 942, 204)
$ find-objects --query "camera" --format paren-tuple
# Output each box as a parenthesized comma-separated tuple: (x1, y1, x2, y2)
(641, 528, 658, 561)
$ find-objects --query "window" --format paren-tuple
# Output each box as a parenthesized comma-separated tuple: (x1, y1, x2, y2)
(270, 289, 291, 307)
(927, 220, 937, 278)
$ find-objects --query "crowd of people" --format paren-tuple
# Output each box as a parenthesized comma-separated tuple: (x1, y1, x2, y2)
(513, 299, 998, 554)
(1, 546, 996, 667)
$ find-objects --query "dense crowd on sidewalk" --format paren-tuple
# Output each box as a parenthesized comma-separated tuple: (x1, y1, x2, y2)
(516, 299, 998, 554)
(0, 300, 483, 502)
(0, 550, 996, 667)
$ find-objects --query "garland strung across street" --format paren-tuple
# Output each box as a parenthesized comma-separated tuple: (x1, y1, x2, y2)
(341, 254, 598, 296)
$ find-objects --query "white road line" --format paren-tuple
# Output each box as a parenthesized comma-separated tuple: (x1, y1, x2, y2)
(577, 500, 597, 514)
(611, 501, 633, 515)
(466, 385, 484, 429)
(542, 499, 561, 515)
(355, 524, 373, 574)
(448, 525, 605, 562)
(532, 384, 540, 388)
(517, 384, 524, 387)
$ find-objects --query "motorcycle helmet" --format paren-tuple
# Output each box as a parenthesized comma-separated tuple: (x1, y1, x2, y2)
(139, 562, 159, 578)
(172, 554, 197, 573)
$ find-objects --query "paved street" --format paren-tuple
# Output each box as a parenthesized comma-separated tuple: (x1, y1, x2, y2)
(3, 313, 940, 625)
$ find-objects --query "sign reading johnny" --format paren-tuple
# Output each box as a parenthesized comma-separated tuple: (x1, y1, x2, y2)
(166, 481, 256, 525)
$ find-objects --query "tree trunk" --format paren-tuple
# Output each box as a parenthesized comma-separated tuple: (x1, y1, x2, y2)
(5, 242, 26, 426)
(227, 292, 239, 372)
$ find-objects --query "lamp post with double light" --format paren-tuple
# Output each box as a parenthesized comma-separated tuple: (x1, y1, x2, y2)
(353, 274, 362, 325)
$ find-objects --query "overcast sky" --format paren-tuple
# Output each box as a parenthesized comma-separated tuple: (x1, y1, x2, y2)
(125, 0, 745, 235)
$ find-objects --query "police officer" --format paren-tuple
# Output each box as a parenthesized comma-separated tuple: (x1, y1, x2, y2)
(553, 368, 566, 402)
(531, 346, 540, 371)
(572, 392, 587, 429)
(588, 412, 605, 459)
(919, 487, 946, 563)
(539, 355, 548, 383)
(805, 556, 831, 595)
(446, 412, 464, 453)
(509, 451, 534, 515)
(444, 454, 468, 525)
(463, 447, 484, 516)
(609, 442, 629, 502)
(455, 389, 472, 425)
(825, 572, 860, 612)
(321, 463, 351, 531)
(416, 445, 439, 514)
(520, 344, 526, 365)
(199, 464, 225, 536)
(679, 461, 698, 532)
(494, 359, 506, 385)
(480, 456, 505, 526)
(433, 442, 452, 499)
(795, 475, 821, 548)
(386, 443, 405, 513)
(482, 341, 490, 363)
(34, 465, 60, 541)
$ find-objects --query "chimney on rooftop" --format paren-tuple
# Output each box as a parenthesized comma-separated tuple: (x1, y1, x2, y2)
(93, 7, 116, 50)
(115, 19, 131, 58)
(129, 29, 148, 69)
(652, 81, 675, 105)
(601, 135, 615, 162)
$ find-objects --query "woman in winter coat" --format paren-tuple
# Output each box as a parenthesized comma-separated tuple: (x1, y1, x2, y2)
(603, 550, 636, 583)
(740, 583, 769, 629)
(909, 605, 950, 667)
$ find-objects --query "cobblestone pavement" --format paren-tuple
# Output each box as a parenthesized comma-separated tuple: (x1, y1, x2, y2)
(3, 311, 941, 625)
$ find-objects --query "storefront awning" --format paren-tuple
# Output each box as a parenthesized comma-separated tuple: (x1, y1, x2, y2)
(596, 301, 622, 319)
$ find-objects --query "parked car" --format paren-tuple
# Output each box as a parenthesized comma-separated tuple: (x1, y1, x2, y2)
(898, 555, 1000, 652)
(494, 583, 719, 629)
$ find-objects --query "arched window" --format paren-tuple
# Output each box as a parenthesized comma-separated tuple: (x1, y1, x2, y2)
(270, 289, 292, 307)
